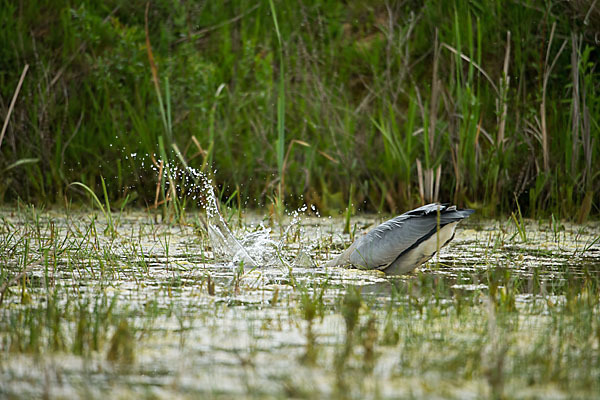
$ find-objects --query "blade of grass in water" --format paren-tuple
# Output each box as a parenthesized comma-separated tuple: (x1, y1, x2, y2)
(269, 0, 286, 216)
(68, 178, 115, 237)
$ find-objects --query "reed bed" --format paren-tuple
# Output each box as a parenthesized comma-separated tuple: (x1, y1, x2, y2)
(0, 1, 598, 218)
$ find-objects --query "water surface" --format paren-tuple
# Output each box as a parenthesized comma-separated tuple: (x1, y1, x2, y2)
(1, 210, 599, 399)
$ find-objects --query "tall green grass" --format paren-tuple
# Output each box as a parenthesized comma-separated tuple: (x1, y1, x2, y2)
(0, 0, 598, 218)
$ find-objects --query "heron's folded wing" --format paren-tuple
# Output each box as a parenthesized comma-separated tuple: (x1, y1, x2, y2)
(349, 215, 439, 269)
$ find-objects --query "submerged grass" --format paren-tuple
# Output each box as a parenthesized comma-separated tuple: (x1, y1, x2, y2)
(0, 209, 599, 398)
(0, 1, 598, 217)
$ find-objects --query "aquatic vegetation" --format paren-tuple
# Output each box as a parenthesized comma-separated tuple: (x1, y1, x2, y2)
(0, 209, 599, 398)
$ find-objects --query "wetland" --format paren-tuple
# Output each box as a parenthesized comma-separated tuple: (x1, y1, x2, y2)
(1, 207, 599, 399)
(2, 1, 600, 398)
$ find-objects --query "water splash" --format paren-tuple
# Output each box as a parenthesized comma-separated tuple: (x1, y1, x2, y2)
(239, 225, 277, 265)
(165, 164, 259, 267)
(153, 159, 317, 268)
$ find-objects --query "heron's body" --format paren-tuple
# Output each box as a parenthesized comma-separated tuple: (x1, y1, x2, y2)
(325, 203, 473, 274)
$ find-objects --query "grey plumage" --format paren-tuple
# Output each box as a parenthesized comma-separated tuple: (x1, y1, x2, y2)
(325, 203, 474, 274)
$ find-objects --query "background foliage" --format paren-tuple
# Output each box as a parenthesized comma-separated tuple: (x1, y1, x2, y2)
(1, 0, 599, 218)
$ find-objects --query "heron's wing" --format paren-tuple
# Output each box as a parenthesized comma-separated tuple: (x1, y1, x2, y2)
(349, 214, 439, 270)
(326, 203, 474, 270)
(348, 205, 474, 270)
(405, 202, 451, 215)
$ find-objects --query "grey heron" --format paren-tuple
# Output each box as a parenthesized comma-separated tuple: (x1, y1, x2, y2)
(325, 203, 474, 274)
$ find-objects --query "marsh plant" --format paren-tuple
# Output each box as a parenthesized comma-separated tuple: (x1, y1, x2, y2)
(0, 209, 599, 398)
(1, 1, 598, 218)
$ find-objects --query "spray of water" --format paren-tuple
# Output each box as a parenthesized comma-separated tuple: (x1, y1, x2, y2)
(151, 157, 312, 268)
(166, 164, 261, 266)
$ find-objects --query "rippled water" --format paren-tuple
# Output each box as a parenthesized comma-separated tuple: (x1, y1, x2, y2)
(1, 209, 599, 399)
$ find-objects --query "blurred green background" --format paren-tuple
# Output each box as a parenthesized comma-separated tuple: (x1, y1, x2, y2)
(1, 0, 598, 218)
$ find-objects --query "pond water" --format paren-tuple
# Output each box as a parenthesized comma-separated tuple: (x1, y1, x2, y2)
(1, 208, 599, 399)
